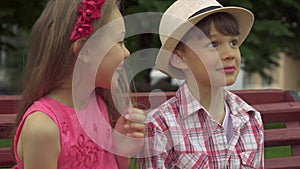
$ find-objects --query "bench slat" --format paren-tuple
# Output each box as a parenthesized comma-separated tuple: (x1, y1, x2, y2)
(0, 90, 300, 168)
(230, 89, 292, 104)
(0, 114, 16, 139)
(1, 103, 300, 124)
(0, 147, 15, 167)
(252, 102, 300, 123)
(265, 156, 300, 169)
(0, 114, 16, 125)
(0, 125, 14, 139)
(132, 90, 293, 108)
(0, 95, 19, 114)
(264, 127, 300, 147)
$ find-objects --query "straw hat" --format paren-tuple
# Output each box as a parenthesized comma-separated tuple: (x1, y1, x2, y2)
(156, 0, 254, 79)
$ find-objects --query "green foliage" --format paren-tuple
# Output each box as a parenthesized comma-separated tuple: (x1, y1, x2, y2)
(0, 0, 47, 93)
(124, 0, 300, 88)
(220, 0, 300, 79)
(122, 0, 174, 53)
(0, 139, 11, 148)
(4, 31, 27, 93)
(1, 0, 300, 92)
(122, 0, 176, 91)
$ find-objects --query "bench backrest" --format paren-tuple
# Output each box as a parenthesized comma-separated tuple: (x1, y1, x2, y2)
(1, 89, 300, 168)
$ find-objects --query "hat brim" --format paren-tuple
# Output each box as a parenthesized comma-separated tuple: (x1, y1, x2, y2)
(156, 7, 254, 79)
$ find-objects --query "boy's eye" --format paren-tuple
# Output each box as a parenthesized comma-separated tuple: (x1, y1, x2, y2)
(208, 42, 218, 48)
(230, 39, 238, 47)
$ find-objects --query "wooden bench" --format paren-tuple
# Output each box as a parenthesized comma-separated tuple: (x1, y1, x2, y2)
(1, 89, 300, 168)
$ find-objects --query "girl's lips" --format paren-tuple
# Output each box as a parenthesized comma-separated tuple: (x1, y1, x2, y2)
(217, 66, 236, 73)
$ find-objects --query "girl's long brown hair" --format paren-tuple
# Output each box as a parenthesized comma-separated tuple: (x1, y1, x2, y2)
(12, 0, 121, 147)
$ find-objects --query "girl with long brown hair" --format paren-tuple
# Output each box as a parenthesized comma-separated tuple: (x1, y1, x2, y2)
(12, 0, 145, 168)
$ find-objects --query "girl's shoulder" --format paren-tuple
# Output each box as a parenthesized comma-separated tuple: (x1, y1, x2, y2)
(21, 111, 60, 142)
(15, 110, 60, 166)
(23, 97, 72, 126)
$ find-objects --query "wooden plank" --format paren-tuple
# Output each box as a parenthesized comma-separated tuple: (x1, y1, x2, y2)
(252, 102, 300, 123)
(0, 114, 16, 139)
(265, 156, 300, 169)
(290, 145, 300, 156)
(0, 114, 16, 125)
(132, 92, 175, 109)
(288, 90, 300, 102)
(232, 89, 288, 105)
(0, 95, 20, 101)
(0, 95, 20, 114)
(0, 90, 293, 114)
(0, 147, 15, 167)
(0, 91, 300, 169)
(132, 90, 292, 109)
(0, 125, 14, 139)
(264, 128, 300, 147)
(285, 121, 300, 156)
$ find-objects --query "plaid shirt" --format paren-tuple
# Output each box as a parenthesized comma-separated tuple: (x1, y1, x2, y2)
(140, 83, 264, 169)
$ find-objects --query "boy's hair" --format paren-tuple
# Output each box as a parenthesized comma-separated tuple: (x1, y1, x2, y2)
(14, 0, 117, 137)
(176, 12, 239, 51)
(155, 0, 254, 79)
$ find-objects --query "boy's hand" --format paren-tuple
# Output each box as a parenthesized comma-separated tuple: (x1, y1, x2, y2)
(113, 107, 145, 157)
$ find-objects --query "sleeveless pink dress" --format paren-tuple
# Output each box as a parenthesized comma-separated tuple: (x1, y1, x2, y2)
(13, 95, 118, 169)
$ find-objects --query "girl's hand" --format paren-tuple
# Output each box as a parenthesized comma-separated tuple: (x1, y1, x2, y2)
(113, 107, 145, 157)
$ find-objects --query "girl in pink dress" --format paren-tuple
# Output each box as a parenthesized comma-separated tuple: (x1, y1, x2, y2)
(12, 0, 145, 168)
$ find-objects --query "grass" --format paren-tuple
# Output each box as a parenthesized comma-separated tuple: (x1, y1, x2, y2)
(0, 139, 11, 148)
(264, 122, 285, 130)
(265, 146, 291, 158)
(0, 139, 12, 169)
(263, 122, 292, 159)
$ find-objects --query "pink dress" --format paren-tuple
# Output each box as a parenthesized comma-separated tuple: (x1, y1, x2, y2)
(13, 95, 118, 169)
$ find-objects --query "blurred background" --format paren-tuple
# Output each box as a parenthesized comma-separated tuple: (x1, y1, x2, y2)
(1, 0, 300, 94)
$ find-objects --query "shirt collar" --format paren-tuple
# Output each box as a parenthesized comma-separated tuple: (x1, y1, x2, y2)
(224, 90, 257, 124)
(175, 82, 203, 119)
(175, 83, 257, 121)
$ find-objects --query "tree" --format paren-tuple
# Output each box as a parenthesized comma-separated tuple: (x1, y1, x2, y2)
(123, 0, 300, 88)
(1, 0, 300, 93)
(0, 0, 47, 93)
(122, 0, 175, 91)
(220, 0, 300, 79)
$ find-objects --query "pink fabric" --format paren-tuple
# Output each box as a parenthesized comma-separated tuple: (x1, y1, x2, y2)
(13, 95, 118, 169)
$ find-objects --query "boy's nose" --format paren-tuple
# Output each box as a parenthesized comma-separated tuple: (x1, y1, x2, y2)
(219, 46, 235, 60)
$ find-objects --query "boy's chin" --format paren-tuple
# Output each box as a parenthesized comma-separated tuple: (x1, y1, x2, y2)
(225, 79, 237, 87)
(211, 79, 236, 88)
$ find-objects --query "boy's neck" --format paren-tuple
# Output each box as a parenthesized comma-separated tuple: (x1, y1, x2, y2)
(185, 75, 225, 124)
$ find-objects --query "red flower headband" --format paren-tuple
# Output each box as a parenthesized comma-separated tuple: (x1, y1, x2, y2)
(70, 0, 106, 42)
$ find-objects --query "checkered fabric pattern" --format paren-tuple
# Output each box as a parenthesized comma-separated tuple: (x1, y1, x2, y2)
(140, 83, 264, 169)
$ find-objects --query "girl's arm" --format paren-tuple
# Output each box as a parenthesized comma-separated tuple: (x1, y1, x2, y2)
(20, 112, 60, 169)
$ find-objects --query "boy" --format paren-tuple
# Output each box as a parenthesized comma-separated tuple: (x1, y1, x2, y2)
(140, 0, 264, 168)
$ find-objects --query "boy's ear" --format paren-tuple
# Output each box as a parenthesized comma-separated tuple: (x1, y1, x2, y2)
(170, 49, 188, 70)
(72, 38, 87, 55)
